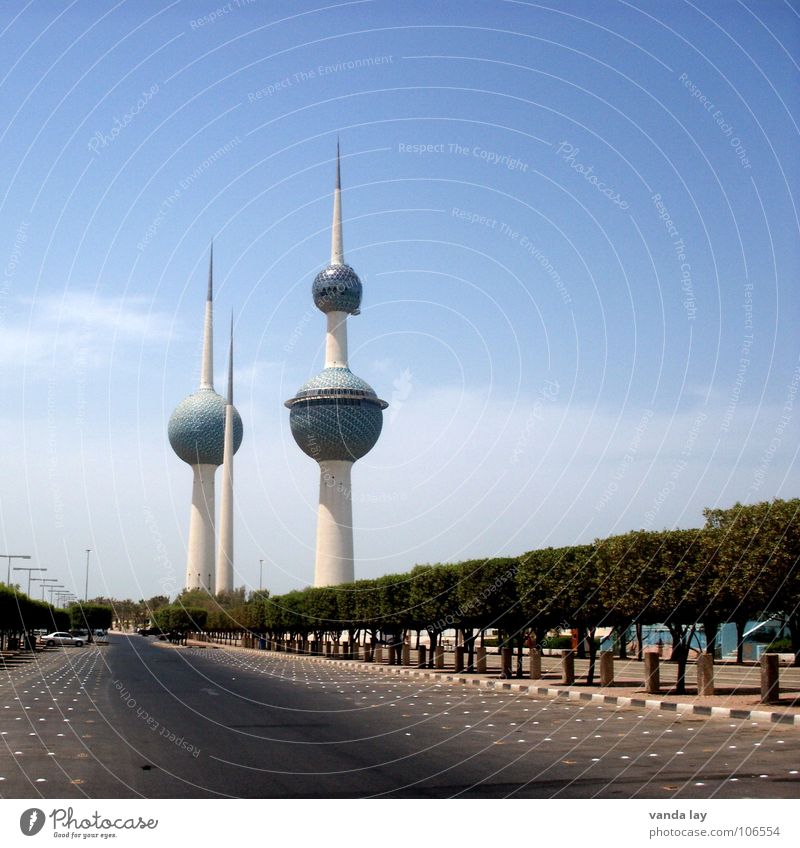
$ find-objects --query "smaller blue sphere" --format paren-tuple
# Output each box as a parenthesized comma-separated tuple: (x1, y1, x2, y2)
(168, 388, 243, 466)
(312, 264, 362, 314)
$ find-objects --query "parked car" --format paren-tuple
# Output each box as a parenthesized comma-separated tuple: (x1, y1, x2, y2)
(39, 632, 85, 647)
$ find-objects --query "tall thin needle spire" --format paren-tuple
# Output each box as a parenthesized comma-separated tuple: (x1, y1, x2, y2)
(200, 244, 214, 389)
(330, 140, 344, 266)
(227, 311, 233, 405)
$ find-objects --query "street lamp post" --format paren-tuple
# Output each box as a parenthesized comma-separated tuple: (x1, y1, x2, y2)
(84, 549, 91, 602)
(259, 559, 264, 592)
(13, 567, 47, 596)
(46, 585, 64, 604)
(36, 578, 60, 600)
(2, 554, 31, 585)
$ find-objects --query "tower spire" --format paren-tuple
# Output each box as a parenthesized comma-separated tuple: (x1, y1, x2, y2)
(227, 311, 233, 405)
(216, 311, 236, 594)
(200, 244, 214, 389)
(330, 139, 344, 266)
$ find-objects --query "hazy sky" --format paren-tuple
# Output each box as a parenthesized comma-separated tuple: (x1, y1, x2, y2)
(0, 0, 797, 601)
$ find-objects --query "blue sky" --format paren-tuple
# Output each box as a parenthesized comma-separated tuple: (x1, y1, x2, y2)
(0, 0, 797, 601)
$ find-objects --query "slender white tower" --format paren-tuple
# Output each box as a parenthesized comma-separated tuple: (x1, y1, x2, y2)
(169, 248, 243, 593)
(285, 144, 387, 586)
(216, 315, 235, 593)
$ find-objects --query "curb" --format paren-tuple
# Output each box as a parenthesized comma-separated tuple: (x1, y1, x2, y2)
(178, 641, 800, 729)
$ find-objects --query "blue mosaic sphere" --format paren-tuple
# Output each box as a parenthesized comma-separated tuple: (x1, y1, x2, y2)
(168, 388, 243, 466)
(312, 264, 362, 315)
(285, 367, 387, 462)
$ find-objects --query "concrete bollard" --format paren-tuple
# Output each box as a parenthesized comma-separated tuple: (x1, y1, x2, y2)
(374, 645, 383, 664)
(760, 653, 780, 704)
(435, 645, 445, 669)
(417, 646, 427, 668)
(476, 646, 487, 674)
(561, 650, 575, 685)
(529, 649, 542, 680)
(454, 645, 465, 673)
(696, 653, 715, 696)
(501, 647, 513, 679)
(402, 643, 410, 666)
(599, 651, 614, 687)
(644, 651, 660, 694)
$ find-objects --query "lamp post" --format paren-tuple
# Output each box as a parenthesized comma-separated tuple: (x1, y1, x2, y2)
(2, 554, 31, 585)
(13, 567, 47, 596)
(46, 586, 64, 605)
(36, 578, 60, 600)
(259, 559, 264, 592)
(84, 549, 91, 602)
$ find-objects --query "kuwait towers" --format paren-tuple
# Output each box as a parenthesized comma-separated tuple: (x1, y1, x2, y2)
(285, 146, 388, 586)
(169, 249, 243, 592)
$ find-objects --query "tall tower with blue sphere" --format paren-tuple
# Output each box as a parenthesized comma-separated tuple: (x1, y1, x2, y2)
(168, 249, 243, 593)
(285, 145, 387, 586)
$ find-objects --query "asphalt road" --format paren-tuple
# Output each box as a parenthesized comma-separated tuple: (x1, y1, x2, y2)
(1, 634, 798, 799)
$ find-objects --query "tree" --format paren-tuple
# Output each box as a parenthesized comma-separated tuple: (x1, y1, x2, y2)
(69, 603, 113, 638)
(705, 498, 800, 664)
(599, 529, 712, 694)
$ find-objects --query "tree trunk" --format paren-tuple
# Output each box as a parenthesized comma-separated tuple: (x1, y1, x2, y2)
(789, 614, 800, 667)
(617, 624, 628, 659)
(702, 618, 719, 657)
(735, 617, 747, 664)
(576, 624, 587, 659)
(586, 627, 598, 685)
(668, 625, 692, 695)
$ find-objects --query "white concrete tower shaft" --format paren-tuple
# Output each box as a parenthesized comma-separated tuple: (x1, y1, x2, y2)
(216, 315, 235, 593)
(315, 461, 354, 586)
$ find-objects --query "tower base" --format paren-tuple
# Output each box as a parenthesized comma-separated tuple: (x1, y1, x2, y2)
(314, 460, 354, 586)
(186, 463, 216, 592)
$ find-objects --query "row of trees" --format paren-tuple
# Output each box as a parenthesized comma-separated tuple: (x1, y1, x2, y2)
(0, 585, 114, 650)
(0, 584, 70, 650)
(157, 498, 797, 696)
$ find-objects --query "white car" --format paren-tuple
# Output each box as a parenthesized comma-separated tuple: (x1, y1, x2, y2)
(40, 632, 84, 647)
